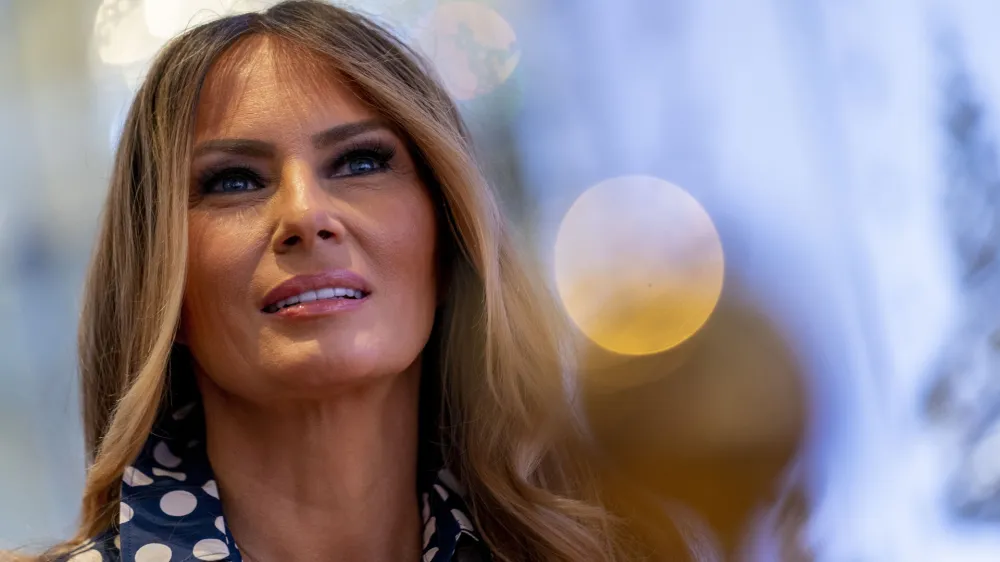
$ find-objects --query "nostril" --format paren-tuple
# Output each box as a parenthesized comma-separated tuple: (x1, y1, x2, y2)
(317, 230, 334, 240)
(282, 235, 302, 247)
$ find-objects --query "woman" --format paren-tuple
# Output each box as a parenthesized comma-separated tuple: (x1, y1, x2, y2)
(14, 1, 644, 561)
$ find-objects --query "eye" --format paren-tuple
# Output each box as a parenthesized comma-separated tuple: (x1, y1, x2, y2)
(345, 154, 384, 175)
(199, 167, 265, 194)
(330, 144, 396, 178)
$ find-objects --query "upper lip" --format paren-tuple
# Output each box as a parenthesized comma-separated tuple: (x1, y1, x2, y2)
(261, 270, 371, 310)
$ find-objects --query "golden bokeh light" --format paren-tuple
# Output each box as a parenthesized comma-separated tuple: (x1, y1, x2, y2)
(415, 1, 520, 101)
(554, 176, 725, 356)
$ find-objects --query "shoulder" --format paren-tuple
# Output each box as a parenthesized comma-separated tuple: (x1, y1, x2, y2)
(52, 532, 119, 562)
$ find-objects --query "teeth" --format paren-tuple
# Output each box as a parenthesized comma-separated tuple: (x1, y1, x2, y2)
(267, 287, 365, 312)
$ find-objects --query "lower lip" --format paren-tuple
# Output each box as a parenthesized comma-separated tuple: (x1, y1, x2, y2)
(265, 296, 368, 318)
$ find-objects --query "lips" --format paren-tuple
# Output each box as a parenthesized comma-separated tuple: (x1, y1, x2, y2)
(261, 270, 372, 313)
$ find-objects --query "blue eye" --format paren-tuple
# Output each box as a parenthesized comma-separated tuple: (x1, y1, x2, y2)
(331, 144, 395, 178)
(200, 168, 264, 194)
(215, 176, 255, 192)
(347, 156, 382, 175)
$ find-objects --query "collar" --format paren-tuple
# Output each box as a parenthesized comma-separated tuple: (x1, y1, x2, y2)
(113, 385, 483, 562)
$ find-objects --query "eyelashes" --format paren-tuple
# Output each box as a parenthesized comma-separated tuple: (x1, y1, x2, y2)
(327, 139, 396, 179)
(196, 164, 267, 195)
(194, 138, 399, 196)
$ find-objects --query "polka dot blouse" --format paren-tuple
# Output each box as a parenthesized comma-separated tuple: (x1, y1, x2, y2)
(61, 387, 489, 562)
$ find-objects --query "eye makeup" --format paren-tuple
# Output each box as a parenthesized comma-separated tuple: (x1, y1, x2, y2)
(190, 131, 405, 201)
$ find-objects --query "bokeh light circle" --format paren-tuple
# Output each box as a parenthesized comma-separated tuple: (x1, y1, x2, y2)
(144, 0, 275, 40)
(415, 1, 520, 101)
(554, 176, 725, 356)
(94, 0, 159, 66)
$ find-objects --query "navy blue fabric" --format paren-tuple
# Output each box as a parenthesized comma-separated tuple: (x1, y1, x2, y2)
(64, 384, 485, 562)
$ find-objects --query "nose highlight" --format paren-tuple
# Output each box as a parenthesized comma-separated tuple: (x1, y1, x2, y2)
(271, 162, 343, 254)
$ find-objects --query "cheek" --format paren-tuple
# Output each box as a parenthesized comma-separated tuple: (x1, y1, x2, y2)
(182, 213, 263, 337)
(370, 191, 439, 298)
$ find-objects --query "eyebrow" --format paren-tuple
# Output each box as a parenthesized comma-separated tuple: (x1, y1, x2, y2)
(311, 118, 388, 149)
(192, 118, 389, 159)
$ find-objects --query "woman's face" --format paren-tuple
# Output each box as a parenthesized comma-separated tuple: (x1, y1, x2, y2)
(180, 38, 439, 402)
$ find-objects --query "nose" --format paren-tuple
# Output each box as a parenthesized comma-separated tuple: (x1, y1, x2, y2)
(270, 160, 344, 255)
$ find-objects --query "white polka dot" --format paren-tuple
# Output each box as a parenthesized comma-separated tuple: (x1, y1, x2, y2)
(214, 516, 225, 534)
(433, 484, 449, 500)
(192, 538, 229, 561)
(152, 467, 187, 481)
(202, 479, 219, 499)
(69, 539, 95, 554)
(452, 508, 473, 532)
(119, 502, 134, 524)
(422, 547, 438, 562)
(153, 441, 182, 468)
(114, 535, 120, 550)
(68, 548, 103, 561)
(423, 515, 436, 548)
(421, 493, 430, 523)
(123, 466, 153, 487)
(135, 543, 172, 562)
(160, 490, 197, 516)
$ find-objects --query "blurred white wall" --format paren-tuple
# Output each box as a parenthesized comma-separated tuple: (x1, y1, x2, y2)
(0, 0, 107, 549)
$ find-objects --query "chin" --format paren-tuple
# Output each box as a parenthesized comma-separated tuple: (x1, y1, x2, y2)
(263, 342, 416, 395)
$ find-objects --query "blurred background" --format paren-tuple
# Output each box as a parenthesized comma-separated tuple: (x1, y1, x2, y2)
(3, 0, 1000, 560)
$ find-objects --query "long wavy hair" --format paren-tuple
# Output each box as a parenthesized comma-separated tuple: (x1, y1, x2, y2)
(9, 1, 649, 561)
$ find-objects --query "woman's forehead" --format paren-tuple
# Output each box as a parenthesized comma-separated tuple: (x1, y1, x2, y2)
(194, 36, 375, 143)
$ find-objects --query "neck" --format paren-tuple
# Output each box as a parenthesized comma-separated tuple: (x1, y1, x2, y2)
(198, 365, 423, 562)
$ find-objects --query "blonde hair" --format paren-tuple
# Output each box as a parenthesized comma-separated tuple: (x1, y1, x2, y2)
(13, 2, 645, 561)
